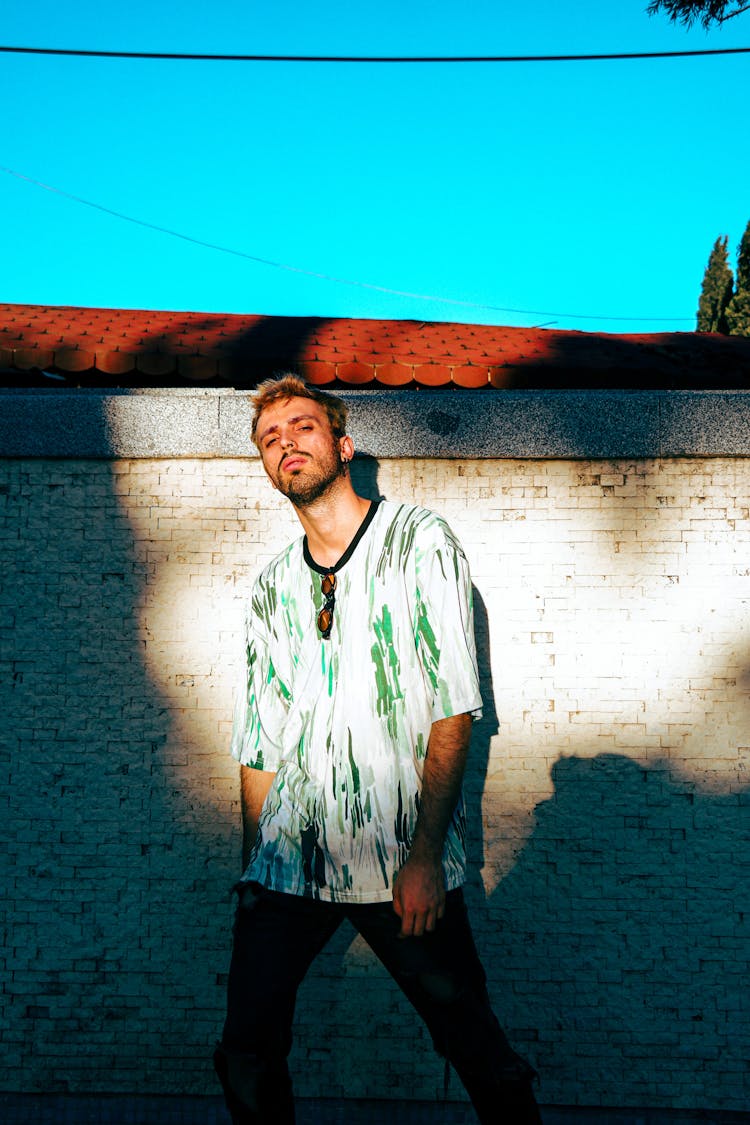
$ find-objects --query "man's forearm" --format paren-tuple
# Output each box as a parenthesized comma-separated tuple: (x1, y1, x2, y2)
(410, 712, 473, 860)
(393, 712, 473, 936)
(239, 764, 276, 871)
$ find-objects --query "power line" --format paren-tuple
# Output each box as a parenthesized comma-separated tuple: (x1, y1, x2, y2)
(0, 165, 694, 324)
(1, 43, 749, 62)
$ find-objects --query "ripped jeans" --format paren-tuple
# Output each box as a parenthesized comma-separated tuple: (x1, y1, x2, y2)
(215, 885, 541, 1125)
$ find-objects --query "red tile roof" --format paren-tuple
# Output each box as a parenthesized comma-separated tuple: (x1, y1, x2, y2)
(1, 302, 749, 389)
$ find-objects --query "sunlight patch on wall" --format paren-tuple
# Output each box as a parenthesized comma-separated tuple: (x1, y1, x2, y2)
(110, 459, 299, 824)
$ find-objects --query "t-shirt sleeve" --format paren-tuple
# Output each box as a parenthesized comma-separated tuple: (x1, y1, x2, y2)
(229, 588, 290, 772)
(413, 516, 483, 723)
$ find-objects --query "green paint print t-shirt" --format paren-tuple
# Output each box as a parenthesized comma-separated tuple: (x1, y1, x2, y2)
(230, 501, 483, 903)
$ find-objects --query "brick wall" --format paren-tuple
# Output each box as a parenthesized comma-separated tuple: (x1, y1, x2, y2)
(1, 455, 748, 1111)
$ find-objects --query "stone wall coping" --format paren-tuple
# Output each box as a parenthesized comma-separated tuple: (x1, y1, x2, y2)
(2, 387, 750, 458)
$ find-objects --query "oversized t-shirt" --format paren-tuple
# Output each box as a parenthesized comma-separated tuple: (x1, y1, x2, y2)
(230, 500, 483, 903)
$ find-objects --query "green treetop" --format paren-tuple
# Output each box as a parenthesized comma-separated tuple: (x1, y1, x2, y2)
(647, 0, 750, 29)
(696, 236, 734, 333)
(725, 221, 750, 337)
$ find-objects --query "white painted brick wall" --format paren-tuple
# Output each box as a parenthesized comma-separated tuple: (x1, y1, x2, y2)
(1, 457, 747, 1112)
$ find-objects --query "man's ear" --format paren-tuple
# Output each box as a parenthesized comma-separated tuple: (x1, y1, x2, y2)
(340, 435, 354, 463)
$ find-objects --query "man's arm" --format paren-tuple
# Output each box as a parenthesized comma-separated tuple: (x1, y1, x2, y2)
(392, 712, 472, 938)
(239, 764, 276, 871)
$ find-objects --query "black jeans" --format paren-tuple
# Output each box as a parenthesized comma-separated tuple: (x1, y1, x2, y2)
(215, 885, 541, 1125)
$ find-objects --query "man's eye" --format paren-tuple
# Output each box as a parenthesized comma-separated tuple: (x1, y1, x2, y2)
(265, 436, 278, 448)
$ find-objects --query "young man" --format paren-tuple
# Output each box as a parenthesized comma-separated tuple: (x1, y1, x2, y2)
(214, 375, 542, 1124)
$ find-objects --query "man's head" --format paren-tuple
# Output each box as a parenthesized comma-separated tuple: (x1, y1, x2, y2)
(250, 375, 348, 448)
(251, 375, 354, 508)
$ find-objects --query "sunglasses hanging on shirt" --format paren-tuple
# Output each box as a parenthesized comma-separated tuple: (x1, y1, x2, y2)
(317, 573, 336, 639)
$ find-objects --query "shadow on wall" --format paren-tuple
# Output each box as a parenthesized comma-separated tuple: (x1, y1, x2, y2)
(463, 587, 497, 894)
(486, 752, 749, 1105)
(1, 447, 206, 1093)
(349, 455, 386, 503)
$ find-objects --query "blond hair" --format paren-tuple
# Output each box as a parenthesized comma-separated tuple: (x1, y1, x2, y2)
(250, 375, 349, 446)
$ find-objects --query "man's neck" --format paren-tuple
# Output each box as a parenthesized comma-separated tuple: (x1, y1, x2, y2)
(293, 480, 372, 569)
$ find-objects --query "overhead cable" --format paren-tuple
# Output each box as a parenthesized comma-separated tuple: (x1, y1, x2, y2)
(0, 165, 693, 323)
(1, 43, 749, 62)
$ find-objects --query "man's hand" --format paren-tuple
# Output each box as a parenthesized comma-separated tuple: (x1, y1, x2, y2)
(392, 851, 446, 938)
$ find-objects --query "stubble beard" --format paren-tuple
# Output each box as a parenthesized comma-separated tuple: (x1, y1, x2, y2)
(277, 450, 347, 508)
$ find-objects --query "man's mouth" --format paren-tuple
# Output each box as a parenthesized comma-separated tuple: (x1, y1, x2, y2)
(280, 454, 308, 472)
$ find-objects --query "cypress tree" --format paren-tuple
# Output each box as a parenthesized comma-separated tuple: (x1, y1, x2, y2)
(725, 221, 750, 337)
(696, 235, 734, 333)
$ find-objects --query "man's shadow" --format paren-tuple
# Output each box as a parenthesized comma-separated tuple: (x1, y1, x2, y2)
(484, 751, 749, 1107)
(349, 454, 386, 504)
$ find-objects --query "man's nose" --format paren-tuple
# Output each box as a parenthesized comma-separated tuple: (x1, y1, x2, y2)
(280, 433, 296, 449)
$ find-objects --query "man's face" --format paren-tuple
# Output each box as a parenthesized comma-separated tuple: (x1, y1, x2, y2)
(255, 396, 347, 507)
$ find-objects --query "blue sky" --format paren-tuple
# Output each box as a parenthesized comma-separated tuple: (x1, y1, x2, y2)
(1, 1, 748, 332)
